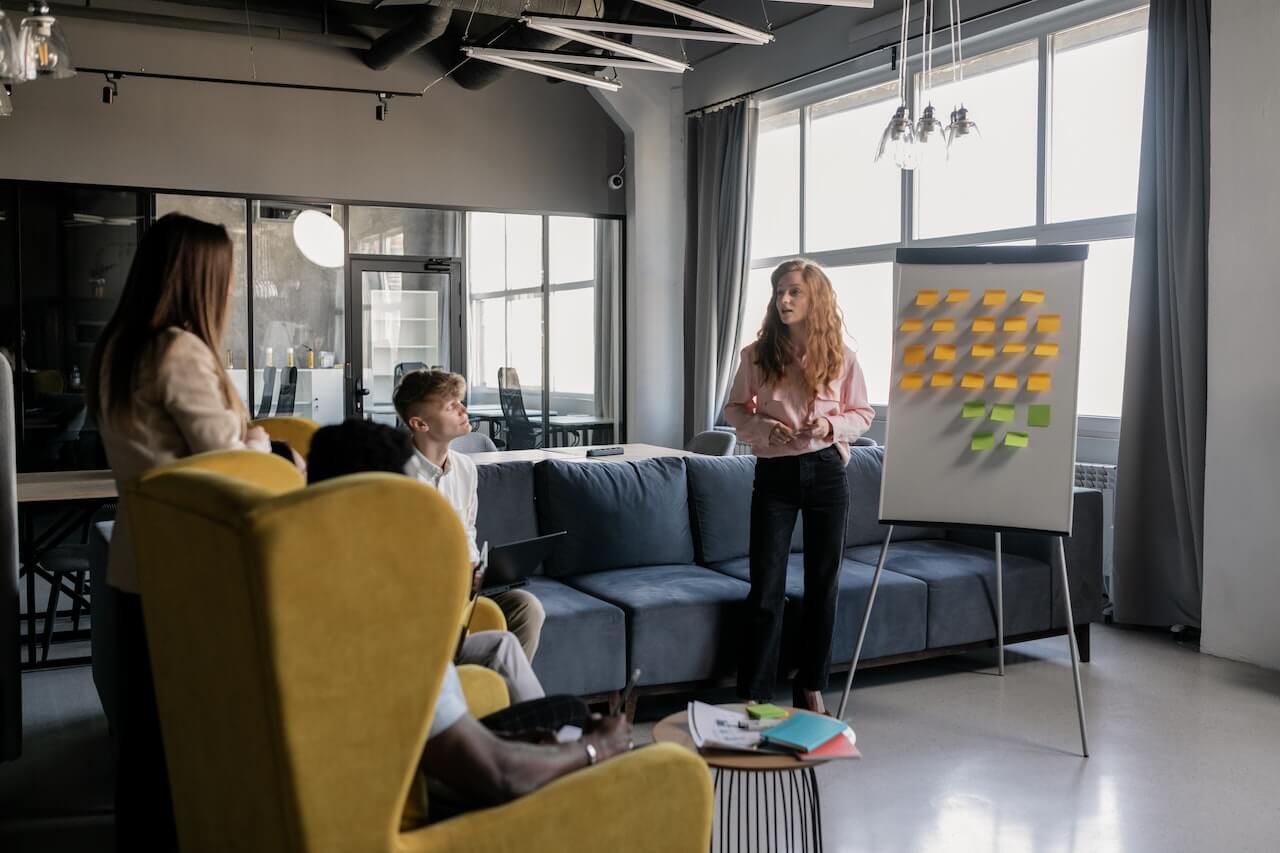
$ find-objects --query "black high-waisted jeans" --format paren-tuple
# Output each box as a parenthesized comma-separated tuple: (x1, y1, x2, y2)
(737, 444, 849, 702)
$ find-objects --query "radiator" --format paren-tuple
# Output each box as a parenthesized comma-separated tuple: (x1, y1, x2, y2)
(1074, 462, 1118, 597)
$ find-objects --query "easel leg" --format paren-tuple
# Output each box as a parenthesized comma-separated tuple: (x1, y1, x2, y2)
(836, 526, 894, 721)
(1056, 537, 1089, 757)
(995, 532, 1005, 676)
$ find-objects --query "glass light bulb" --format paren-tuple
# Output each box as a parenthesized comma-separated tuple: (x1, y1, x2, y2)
(18, 5, 74, 81)
(914, 104, 947, 167)
(0, 12, 22, 84)
(875, 105, 917, 170)
(946, 104, 982, 162)
(292, 210, 345, 269)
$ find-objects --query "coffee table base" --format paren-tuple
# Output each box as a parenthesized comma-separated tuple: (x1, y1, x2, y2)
(712, 766, 823, 853)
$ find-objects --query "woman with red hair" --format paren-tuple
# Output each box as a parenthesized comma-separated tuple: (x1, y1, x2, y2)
(724, 259, 875, 713)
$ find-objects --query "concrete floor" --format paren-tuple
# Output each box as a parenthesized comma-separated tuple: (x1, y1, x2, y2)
(3, 625, 1278, 852)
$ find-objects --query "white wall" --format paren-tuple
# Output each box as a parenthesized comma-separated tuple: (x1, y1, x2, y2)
(0, 17, 623, 216)
(592, 71, 686, 449)
(1201, 0, 1280, 670)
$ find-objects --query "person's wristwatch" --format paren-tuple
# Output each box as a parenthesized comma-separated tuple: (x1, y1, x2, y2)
(583, 741, 599, 766)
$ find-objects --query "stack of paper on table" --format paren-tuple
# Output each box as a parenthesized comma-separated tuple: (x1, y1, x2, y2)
(686, 702, 859, 760)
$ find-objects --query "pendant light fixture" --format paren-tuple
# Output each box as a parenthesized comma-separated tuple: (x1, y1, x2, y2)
(913, 0, 947, 167)
(945, 0, 980, 159)
(875, 0, 916, 169)
(0, 10, 22, 85)
(18, 2, 74, 81)
(0, 85, 12, 118)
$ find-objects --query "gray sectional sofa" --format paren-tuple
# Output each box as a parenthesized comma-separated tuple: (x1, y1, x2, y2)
(91, 446, 1103, 720)
(477, 446, 1104, 698)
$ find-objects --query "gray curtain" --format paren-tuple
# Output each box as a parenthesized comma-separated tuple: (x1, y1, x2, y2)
(1112, 0, 1211, 627)
(593, 219, 619, 419)
(683, 99, 758, 441)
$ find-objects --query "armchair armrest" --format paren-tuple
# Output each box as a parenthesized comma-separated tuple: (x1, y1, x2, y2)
(469, 596, 508, 634)
(457, 665, 510, 718)
(400, 743, 712, 853)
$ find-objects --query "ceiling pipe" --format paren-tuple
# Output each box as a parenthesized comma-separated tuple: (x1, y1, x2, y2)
(363, 2, 455, 70)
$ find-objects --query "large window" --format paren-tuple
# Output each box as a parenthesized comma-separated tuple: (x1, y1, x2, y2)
(747, 2, 1148, 420)
(466, 212, 622, 446)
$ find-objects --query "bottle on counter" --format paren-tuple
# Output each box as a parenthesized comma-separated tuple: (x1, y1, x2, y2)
(266, 347, 273, 368)
(287, 347, 295, 368)
(307, 348, 315, 369)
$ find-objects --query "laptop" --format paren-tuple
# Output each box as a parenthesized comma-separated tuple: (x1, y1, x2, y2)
(479, 531, 566, 595)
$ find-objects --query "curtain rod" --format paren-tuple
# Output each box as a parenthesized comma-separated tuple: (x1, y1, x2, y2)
(686, 0, 1041, 116)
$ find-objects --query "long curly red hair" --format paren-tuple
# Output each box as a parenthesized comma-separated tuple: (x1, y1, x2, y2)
(754, 259, 846, 400)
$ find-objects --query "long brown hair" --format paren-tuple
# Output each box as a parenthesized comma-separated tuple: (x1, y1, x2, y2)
(754, 259, 846, 400)
(88, 213, 243, 423)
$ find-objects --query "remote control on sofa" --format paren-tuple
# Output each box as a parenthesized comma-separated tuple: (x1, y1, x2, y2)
(585, 447, 625, 458)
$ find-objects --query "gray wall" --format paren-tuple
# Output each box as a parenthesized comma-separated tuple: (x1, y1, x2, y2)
(0, 17, 624, 217)
(1201, 0, 1280, 670)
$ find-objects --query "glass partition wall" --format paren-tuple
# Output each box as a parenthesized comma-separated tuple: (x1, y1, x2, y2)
(4, 182, 625, 469)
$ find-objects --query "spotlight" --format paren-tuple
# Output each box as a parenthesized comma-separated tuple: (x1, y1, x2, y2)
(375, 92, 390, 121)
(101, 72, 119, 104)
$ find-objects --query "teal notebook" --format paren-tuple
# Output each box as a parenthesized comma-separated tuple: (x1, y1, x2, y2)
(760, 713, 849, 753)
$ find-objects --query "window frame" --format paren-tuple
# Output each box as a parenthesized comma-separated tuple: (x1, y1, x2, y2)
(749, 0, 1149, 440)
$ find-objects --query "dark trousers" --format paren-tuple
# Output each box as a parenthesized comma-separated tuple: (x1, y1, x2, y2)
(114, 592, 179, 852)
(738, 445, 850, 702)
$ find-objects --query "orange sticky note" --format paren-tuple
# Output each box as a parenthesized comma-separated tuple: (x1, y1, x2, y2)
(933, 344, 957, 361)
(972, 343, 996, 358)
(994, 373, 1018, 390)
(972, 317, 996, 333)
(1003, 316, 1028, 332)
(901, 372, 924, 390)
(961, 372, 985, 389)
(904, 345, 926, 365)
(1020, 290, 1045, 304)
(900, 318, 924, 332)
(1034, 342, 1059, 357)
(1003, 342, 1027, 354)
(983, 289, 1007, 306)
(1037, 314, 1061, 333)
(930, 372, 954, 388)
(946, 288, 970, 303)
(932, 318, 956, 332)
(916, 289, 939, 307)
(1028, 373, 1052, 392)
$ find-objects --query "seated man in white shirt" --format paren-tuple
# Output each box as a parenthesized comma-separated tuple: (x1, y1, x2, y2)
(306, 419, 543, 703)
(393, 369, 546, 662)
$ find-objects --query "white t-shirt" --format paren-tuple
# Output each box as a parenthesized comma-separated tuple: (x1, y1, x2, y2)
(405, 447, 481, 564)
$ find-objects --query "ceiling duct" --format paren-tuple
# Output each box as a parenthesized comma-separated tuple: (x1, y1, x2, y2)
(363, 0, 596, 72)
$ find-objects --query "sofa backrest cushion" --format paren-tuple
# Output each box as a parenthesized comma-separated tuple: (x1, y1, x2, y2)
(685, 455, 804, 564)
(844, 446, 944, 547)
(476, 461, 539, 550)
(534, 457, 695, 577)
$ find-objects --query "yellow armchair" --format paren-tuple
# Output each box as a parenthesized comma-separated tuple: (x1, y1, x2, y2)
(126, 465, 713, 853)
(252, 415, 322, 458)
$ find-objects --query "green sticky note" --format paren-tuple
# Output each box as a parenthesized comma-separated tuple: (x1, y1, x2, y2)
(962, 401, 986, 419)
(1028, 404, 1051, 428)
(991, 403, 1015, 423)
(747, 703, 790, 720)
(1005, 431, 1029, 448)
(971, 432, 994, 451)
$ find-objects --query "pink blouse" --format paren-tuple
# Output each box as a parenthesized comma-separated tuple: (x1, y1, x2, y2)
(723, 342, 875, 463)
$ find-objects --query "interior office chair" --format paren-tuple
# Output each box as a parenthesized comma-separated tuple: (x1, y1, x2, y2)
(496, 368, 544, 451)
(274, 366, 299, 416)
(1, 354, 20, 761)
(251, 416, 321, 459)
(394, 361, 429, 388)
(450, 432, 498, 454)
(685, 430, 737, 456)
(127, 467, 712, 853)
(256, 365, 278, 419)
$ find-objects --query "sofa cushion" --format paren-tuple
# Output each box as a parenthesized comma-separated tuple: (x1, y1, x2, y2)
(685, 455, 803, 565)
(535, 458, 695, 578)
(523, 576, 626, 696)
(708, 555, 927, 663)
(476, 461, 538, 548)
(847, 540, 1051, 648)
(844, 446, 945, 546)
(564, 565, 751, 686)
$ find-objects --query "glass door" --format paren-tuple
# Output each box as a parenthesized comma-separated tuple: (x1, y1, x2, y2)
(349, 257, 461, 423)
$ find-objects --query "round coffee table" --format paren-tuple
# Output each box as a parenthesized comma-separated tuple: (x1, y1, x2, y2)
(653, 704, 857, 852)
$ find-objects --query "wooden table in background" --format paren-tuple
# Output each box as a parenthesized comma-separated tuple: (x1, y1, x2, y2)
(16, 471, 118, 669)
